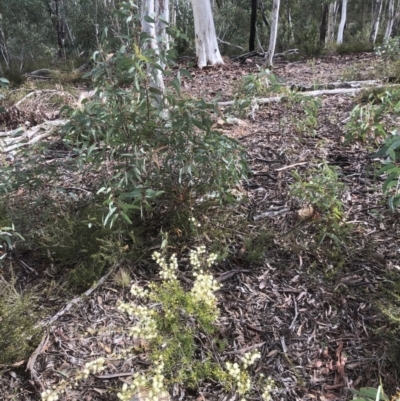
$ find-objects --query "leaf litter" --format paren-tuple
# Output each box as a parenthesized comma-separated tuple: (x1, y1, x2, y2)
(1, 53, 400, 401)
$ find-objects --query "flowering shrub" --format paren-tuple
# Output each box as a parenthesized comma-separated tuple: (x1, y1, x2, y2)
(41, 245, 274, 401)
(375, 37, 400, 61)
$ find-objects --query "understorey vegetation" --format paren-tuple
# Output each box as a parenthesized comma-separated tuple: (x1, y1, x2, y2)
(2, 1, 400, 401)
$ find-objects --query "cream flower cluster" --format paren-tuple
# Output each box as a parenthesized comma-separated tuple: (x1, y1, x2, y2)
(152, 251, 178, 281)
(260, 375, 275, 401)
(130, 284, 149, 298)
(82, 357, 106, 378)
(41, 384, 65, 401)
(191, 271, 220, 308)
(189, 246, 217, 269)
(41, 357, 108, 400)
(118, 303, 158, 340)
(189, 216, 201, 227)
(239, 351, 261, 369)
(117, 359, 167, 401)
(226, 362, 251, 396)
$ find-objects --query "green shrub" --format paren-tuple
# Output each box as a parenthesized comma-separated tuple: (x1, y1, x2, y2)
(373, 132, 400, 209)
(61, 6, 247, 228)
(346, 89, 400, 144)
(290, 164, 348, 248)
(41, 246, 275, 401)
(336, 41, 373, 55)
(0, 277, 42, 364)
(375, 37, 400, 61)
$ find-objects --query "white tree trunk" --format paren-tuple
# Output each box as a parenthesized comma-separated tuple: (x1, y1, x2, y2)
(337, 0, 347, 45)
(141, 0, 165, 96)
(370, 0, 384, 43)
(267, 0, 281, 66)
(155, 0, 170, 68)
(191, 0, 224, 68)
(384, 0, 397, 41)
(327, 2, 338, 43)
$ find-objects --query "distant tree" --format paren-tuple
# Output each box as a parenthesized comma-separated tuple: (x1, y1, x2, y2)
(320, 3, 329, 44)
(141, 0, 165, 94)
(191, 0, 223, 68)
(384, 0, 399, 41)
(266, 0, 280, 66)
(249, 0, 257, 51)
(337, 0, 347, 44)
(370, 0, 383, 43)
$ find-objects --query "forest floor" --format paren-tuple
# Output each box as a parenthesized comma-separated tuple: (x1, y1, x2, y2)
(1, 52, 400, 401)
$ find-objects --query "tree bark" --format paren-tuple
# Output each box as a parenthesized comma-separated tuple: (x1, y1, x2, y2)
(141, 0, 165, 96)
(384, 0, 398, 41)
(191, 0, 224, 68)
(249, 0, 257, 51)
(370, 0, 383, 43)
(155, 0, 170, 68)
(337, 0, 347, 45)
(320, 4, 329, 44)
(327, 1, 338, 44)
(266, 0, 281, 66)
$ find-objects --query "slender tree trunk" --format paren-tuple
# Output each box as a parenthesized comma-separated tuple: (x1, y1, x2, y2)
(320, 4, 329, 44)
(141, 0, 165, 96)
(370, 0, 383, 43)
(337, 0, 347, 44)
(286, 2, 294, 43)
(171, 0, 177, 26)
(392, 0, 400, 35)
(155, 0, 169, 68)
(384, 0, 397, 40)
(266, 0, 281, 66)
(191, 0, 224, 68)
(327, 1, 338, 44)
(52, 0, 67, 58)
(249, 0, 257, 51)
(0, 25, 10, 70)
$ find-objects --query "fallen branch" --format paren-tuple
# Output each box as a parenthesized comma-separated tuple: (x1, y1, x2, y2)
(291, 79, 383, 91)
(28, 69, 56, 76)
(253, 207, 290, 221)
(217, 38, 244, 50)
(15, 90, 76, 108)
(218, 87, 373, 107)
(0, 119, 68, 154)
(26, 262, 120, 390)
(231, 48, 298, 62)
(43, 262, 120, 327)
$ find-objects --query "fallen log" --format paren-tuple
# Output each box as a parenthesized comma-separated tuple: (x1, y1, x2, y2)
(291, 79, 383, 91)
(0, 119, 68, 154)
(231, 48, 298, 62)
(218, 85, 398, 107)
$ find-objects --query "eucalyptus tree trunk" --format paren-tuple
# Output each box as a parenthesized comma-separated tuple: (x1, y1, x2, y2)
(384, 0, 398, 41)
(266, 0, 280, 66)
(337, 0, 347, 45)
(0, 25, 10, 70)
(249, 0, 257, 51)
(155, 0, 169, 68)
(320, 4, 329, 44)
(141, 0, 165, 95)
(327, 1, 338, 44)
(191, 0, 223, 68)
(370, 0, 383, 43)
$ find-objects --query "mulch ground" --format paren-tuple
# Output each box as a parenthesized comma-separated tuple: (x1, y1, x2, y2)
(1, 52, 400, 401)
